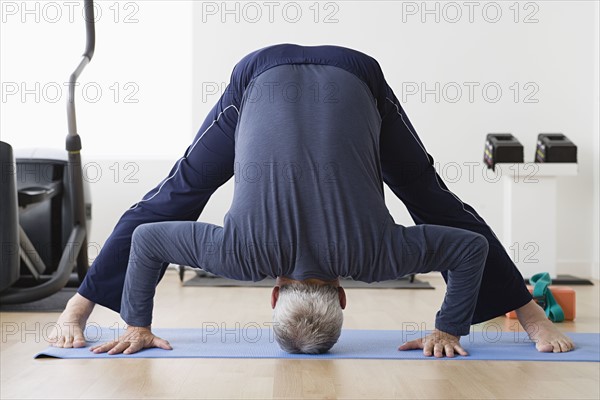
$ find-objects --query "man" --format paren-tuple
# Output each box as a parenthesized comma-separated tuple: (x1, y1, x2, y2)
(49, 44, 574, 357)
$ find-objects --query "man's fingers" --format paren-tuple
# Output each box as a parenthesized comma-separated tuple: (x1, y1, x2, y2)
(108, 341, 130, 355)
(153, 337, 173, 350)
(454, 343, 468, 356)
(89, 330, 170, 355)
(398, 339, 423, 351)
(433, 343, 444, 358)
(90, 341, 114, 353)
(399, 331, 469, 358)
(91, 341, 118, 354)
(123, 341, 144, 355)
(423, 340, 434, 357)
(444, 344, 455, 358)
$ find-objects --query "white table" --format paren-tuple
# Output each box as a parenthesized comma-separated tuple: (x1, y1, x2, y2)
(497, 162, 578, 279)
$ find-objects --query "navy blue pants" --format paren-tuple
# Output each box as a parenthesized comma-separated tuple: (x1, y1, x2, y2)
(78, 45, 532, 324)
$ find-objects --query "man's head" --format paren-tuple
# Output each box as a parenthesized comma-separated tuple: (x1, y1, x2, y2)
(271, 277, 346, 354)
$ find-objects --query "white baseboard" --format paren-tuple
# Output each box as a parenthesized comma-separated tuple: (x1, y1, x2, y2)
(592, 261, 600, 280)
(556, 260, 595, 279)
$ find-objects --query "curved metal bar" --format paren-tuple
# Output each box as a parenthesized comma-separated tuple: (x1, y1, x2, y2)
(67, 0, 95, 137)
(83, 0, 95, 60)
(67, 57, 91, 136)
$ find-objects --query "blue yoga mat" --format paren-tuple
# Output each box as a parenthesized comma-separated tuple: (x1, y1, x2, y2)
(35, 328, 599, 361)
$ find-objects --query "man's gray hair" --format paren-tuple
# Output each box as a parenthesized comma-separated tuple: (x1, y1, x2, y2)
(272, 282, 343, 354)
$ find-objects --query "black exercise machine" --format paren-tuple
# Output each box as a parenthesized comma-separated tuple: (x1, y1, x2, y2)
(0, 0, 95, 304)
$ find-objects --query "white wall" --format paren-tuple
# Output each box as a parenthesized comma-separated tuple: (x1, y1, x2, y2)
(1, 1, 598, 278)
(1, 0, 193, 157)
(593, 1, 600, 280)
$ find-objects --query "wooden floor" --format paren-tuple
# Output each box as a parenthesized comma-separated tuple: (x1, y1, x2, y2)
(1, 271, 599, 399)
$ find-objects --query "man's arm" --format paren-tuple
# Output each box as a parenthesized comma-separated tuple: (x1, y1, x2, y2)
(91, 221, 229, 355)
(89, 222, 171, 354)
(406, 228, 488, 357)
(370, 224, 488, 357)
(432, 234, 489, 338)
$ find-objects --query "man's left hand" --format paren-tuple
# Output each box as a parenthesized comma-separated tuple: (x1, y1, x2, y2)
(398, 329, 467, 358)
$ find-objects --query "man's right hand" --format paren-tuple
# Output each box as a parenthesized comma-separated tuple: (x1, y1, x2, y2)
(398, 329, 467, 358)
(90, 325, 172, 355)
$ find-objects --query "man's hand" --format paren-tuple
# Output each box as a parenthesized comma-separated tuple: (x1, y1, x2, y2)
(90, 325, 172, 355)
(398, 329, 467, 358)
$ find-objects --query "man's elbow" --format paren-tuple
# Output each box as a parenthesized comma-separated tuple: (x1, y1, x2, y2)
(471, 234, 489, 260)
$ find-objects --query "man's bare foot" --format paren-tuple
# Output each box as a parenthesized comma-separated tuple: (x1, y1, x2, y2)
(515, 300, 575, 353)
(47, 293, 95, 348)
